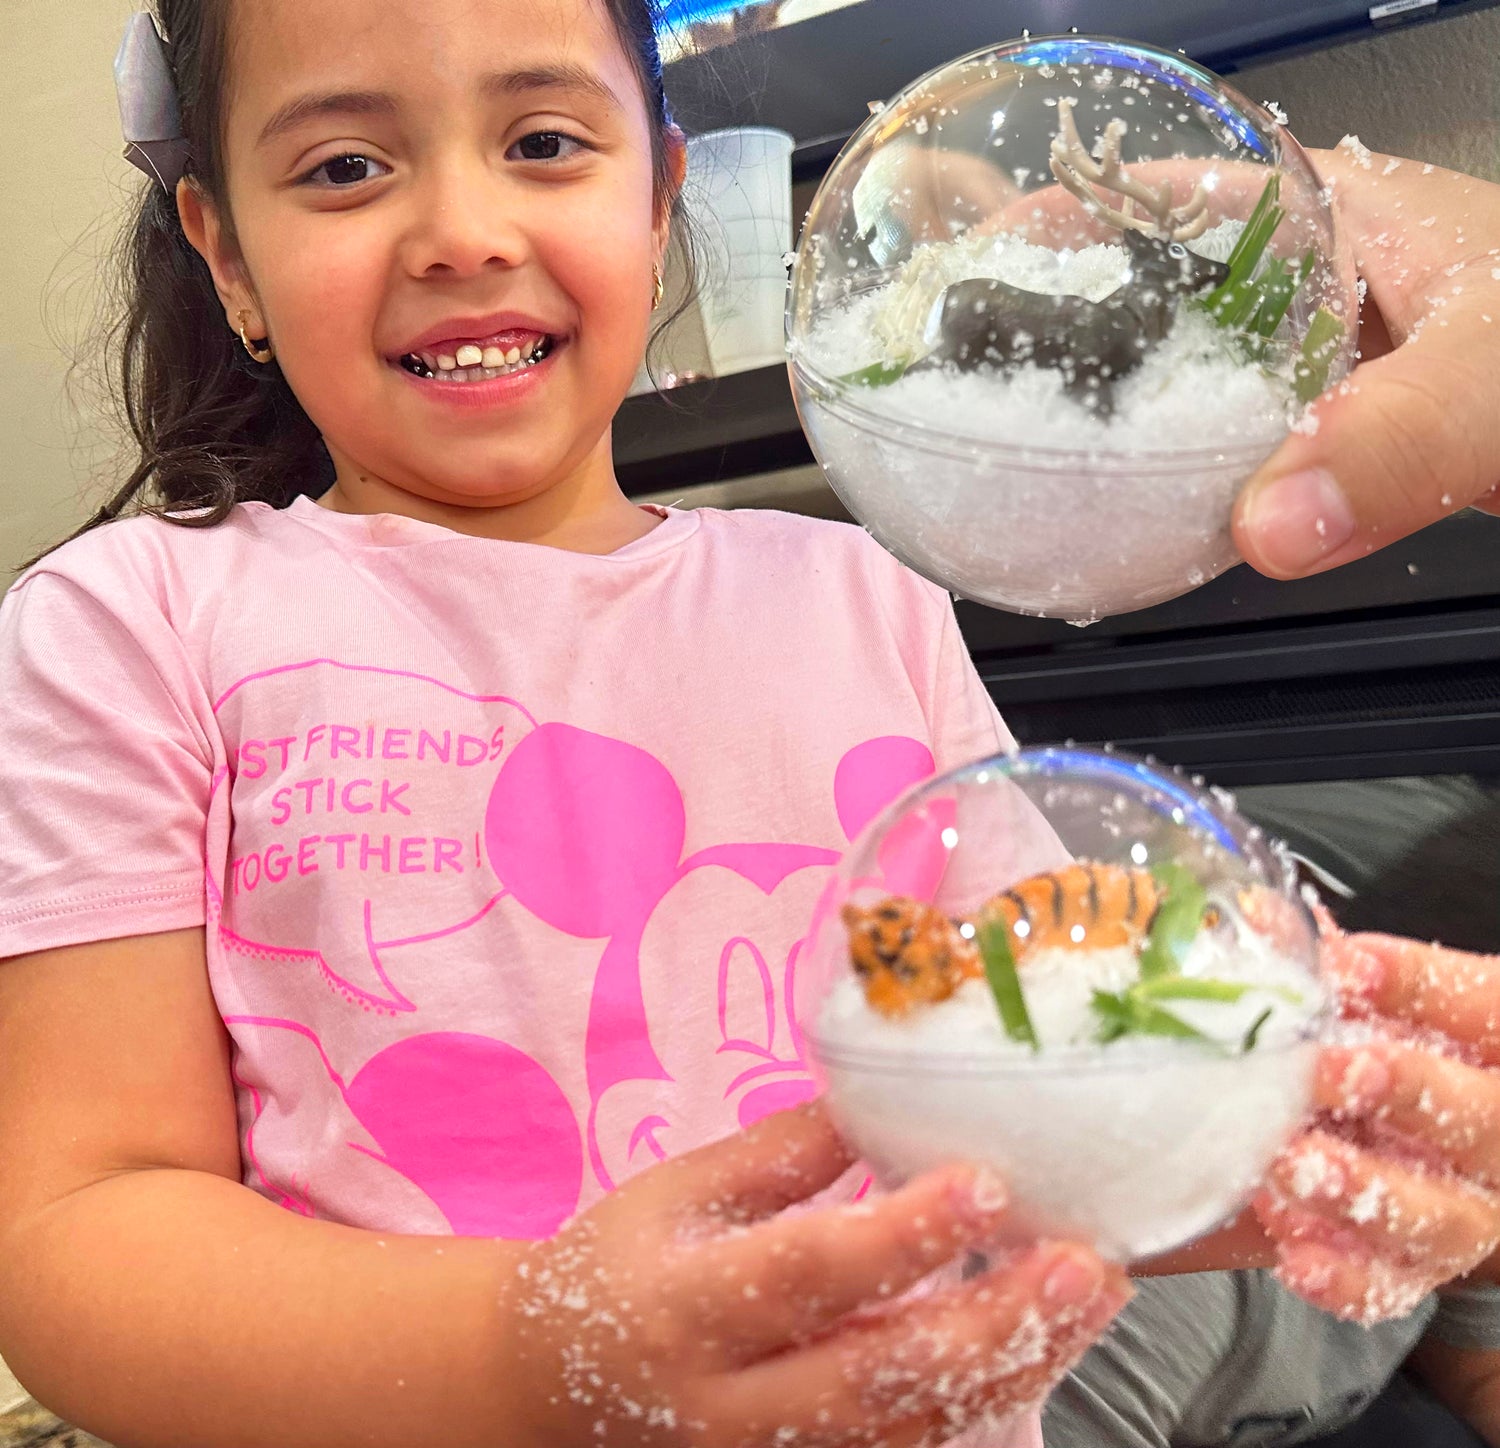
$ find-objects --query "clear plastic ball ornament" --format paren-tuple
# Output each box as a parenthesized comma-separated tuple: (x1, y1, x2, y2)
(796, 747, 1327, 1263)
(786, 36, 1359, 622)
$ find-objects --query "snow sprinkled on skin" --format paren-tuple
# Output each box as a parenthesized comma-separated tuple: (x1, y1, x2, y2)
(1382, 158, 1403, 176)
(1339, 135, 1375, 169)
(1347, 1177, 1388, 1226)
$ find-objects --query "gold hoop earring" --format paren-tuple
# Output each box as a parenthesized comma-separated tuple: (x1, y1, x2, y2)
(651, 264, 665, 312)
(237, 309, 275, 364)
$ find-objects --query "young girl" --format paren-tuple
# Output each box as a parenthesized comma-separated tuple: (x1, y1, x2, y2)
(2, 3, 1499, 1446)
(0, 2, 1129, 1444)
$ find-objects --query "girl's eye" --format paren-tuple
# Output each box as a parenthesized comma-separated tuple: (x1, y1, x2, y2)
(304, 154, 391, 188)
(510, 131, 585, 163)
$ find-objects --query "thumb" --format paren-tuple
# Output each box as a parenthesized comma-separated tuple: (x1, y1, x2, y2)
(1233, 299, 1500, 579)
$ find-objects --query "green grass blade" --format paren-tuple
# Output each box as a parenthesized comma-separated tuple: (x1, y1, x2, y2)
(1294, 306, 1345, 403)
(1138, 863, 1207, 980)
(978, 918, 1038, 1050)
(1136, 975, 1254, 1004)
(1126, 998, 1220, 1046)
(1242, 1006, 1274, 1052)
(1091, 989, 1132, 1044)
(1251, 251, 1316, 338)
(838, 359, 909, 388)
(1200, 174, 1285, 322)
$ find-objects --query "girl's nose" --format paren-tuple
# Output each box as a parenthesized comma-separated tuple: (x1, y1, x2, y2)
(398, 157, 531, 279)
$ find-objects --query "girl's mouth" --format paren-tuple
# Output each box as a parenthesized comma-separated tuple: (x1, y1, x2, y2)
(396, 333, 557, 383)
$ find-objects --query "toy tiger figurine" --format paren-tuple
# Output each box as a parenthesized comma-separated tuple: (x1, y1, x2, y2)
(844, 862, 1169, 1019)
(842, 898, 982, 1019)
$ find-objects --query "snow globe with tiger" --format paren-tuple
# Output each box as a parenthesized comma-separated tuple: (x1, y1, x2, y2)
(795, 747, 1328, 1263)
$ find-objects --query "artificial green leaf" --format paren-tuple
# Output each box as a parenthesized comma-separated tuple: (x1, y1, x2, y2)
(1293, 306, 1345, 403)
(1199, 175, 1286, 324)
(1251, 251, 1316, 338)
(1138, 974, 1303, 1007)
(1138, 863, 1207, 980)
(838, 359, 910, 388)
(1091, 988, 1133, 1044)
(1242, 1006, 1274, 1052)
(1126, 998, 1219, 1045)
(1135, 975, 1255, 1004)
(979, 918, 1038, 1050)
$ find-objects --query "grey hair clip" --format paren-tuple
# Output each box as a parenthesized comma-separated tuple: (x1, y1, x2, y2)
(115, 12, 191, 191)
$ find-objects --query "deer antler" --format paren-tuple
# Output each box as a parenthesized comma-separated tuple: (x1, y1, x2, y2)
(1048, 97, 1211, 242)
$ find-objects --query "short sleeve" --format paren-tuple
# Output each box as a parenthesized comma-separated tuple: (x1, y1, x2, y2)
(927, 592, 1016, 773)
(922, 589, 1069, 913)
(0, 567, 214, 958)
(1428, 1283, 1500, 1351)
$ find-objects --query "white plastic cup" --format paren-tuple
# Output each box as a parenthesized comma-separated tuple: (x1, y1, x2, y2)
(683, 127, 795, 376)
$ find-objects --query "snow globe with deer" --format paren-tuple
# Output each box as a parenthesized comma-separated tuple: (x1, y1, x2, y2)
(796, 747, 1328, 1264)
(786, 36, 1359, 622)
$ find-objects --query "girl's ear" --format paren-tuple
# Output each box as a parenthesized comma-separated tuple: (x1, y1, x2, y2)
(654, 123, 689, 253)
(176, 178, 265, 336)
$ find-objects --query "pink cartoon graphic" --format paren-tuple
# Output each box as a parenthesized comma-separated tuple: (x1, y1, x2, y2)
(213, 660, 536, 1013)
(229, 1016, 584, 1239)
(485, 725, 940, 1193)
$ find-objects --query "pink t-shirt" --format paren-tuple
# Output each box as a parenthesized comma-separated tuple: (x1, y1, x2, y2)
(0, 497, 1043, 1447)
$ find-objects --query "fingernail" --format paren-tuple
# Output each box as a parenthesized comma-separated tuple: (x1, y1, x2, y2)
(1042, 1248, 1106, 1307)
(1243, 468, 1357, 575)
(962, 1167, 1009, 1217)
(1329, 938, 1389, 1001)
(1340, 1048, 1392, 1112)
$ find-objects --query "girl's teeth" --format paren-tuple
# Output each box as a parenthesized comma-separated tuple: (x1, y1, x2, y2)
(407, 335, 551, 382)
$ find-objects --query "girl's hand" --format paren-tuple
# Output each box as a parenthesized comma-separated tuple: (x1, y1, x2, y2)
(504, 1101, 1131, 1448)
(1233, 141, 1500, 579)
(1255, 930, 1500, 1324)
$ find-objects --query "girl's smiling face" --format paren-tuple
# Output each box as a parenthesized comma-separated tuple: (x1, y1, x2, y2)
(184, 0, 678, 523)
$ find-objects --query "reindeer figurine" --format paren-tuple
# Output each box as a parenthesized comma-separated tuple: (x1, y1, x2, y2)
(914, 98, 1230, 414)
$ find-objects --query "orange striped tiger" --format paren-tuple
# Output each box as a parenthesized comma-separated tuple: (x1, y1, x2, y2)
(843, 862, 1169, 1018)
(977, 861, 1160, 962)
(841, 898, 980, 1019)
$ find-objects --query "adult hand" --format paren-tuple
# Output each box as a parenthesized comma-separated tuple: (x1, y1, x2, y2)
(1233, 139, 1500, 579)
(505, 1100, 1131, 1448)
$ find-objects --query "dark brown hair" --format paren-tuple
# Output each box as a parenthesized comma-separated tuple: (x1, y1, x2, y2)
(45, 0, 686, 558)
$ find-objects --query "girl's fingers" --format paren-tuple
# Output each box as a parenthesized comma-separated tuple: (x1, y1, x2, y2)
(666, 1100, 858, 1224)
(697, 1163, 1011, 1358)
(713, 1243, 1130, 1446)
(1316, 1043, 1500, 1186)
(1324, 932, 1500, 1065)
(1258, 1132, 1500, 1281)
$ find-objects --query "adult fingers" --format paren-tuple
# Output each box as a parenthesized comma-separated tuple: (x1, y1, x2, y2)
(1323, 932, 1500, 1066)
(1232, 300, 1500, 578)
(1234, 143, 1500, 578)
(1316, 1043, 1500, 1187)
(696, 1162, 1011, 1358)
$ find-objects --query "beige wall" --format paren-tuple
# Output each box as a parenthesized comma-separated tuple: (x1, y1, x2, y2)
(2, 4, 1499, 577)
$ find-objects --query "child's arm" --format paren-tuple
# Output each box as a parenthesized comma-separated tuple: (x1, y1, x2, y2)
(0, 928, 1129, 1448)
(0, 928, 524, 1448)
